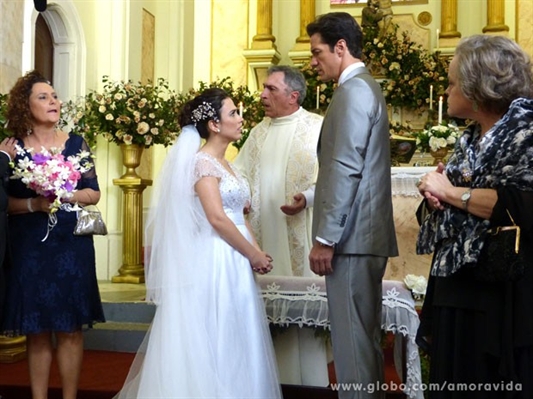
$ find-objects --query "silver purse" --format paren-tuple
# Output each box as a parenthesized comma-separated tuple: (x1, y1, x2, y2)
(74, 206, 108, 236)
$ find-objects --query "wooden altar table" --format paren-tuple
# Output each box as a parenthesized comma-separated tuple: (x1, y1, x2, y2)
(257, 275, 424, 399)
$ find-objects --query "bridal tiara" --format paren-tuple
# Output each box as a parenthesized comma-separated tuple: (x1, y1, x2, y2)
(191, 102, 219, 125)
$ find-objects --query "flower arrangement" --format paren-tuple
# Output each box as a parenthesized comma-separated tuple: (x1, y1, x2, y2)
(403, 274, 428, 301)
(11, 145, 93, 213)
(68, 76, 179, 148)
(414, 122, 460, 153)
(362, 24, 450, 111)
(299, 62, 337, 113)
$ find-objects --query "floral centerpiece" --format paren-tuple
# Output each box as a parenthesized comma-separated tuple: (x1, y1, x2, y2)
(414, 122, 460, 153)
(65, 76, 179, 148)
(403, 274, 428, 302)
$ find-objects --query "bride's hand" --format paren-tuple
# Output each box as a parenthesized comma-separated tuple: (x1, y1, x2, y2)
(250, 251, 273, 274)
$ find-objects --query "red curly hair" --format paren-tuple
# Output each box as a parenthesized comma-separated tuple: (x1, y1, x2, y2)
(6, 70, 51, 139)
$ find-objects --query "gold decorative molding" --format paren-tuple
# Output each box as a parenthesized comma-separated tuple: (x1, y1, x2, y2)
(417, 11, 432, 26)
(251, 0, 276, 50)
(483, 0, 509, 33)
(243, 48, 281, 92)
(0, 336, 26, 363)
(440, 0, 461, 39)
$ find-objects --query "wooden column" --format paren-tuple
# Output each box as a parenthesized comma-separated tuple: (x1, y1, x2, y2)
(483, 0, 509, 33)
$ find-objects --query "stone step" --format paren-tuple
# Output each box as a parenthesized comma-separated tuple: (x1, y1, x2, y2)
(84, 301, 155, 353)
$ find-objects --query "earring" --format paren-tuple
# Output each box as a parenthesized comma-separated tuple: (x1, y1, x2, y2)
(472, 101, 479, 112)
(26, 128, 32, 136)
(216, 128, 220, 133)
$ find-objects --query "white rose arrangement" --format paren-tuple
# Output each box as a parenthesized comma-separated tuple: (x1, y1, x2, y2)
(414, 123, 461, 153)
(403, 274, 428, 301)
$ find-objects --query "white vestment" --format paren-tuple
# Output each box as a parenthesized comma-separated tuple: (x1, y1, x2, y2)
(235, 108, 329, 387)
(234, 107, 322, 277)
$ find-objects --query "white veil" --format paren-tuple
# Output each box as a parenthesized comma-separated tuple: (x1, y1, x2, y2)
(144, 124, 202, 304)
(114, 125, 220, 398)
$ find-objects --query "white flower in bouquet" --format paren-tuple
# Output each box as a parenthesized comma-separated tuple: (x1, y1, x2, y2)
(11, 145, 93, 212)
(415, 122, 461, 153)
(11, 145, 94, 240)
(403, 274, 428, 300)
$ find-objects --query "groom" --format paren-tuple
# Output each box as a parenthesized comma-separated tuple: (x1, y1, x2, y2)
(306, 12, 398, 399)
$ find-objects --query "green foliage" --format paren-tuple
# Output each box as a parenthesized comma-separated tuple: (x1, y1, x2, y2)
(0, 93, 10, 141)
(363, 24, 450, 111)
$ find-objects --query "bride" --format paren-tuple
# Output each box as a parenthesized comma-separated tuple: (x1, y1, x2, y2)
(114, 88, 282, 398)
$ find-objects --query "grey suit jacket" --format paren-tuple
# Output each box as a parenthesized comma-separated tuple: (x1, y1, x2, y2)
(312, 66, 398, 257)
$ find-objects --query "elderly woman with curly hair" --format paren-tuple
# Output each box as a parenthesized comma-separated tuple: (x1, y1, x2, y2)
(415, 35, 533, 399)
(0, 70, 104, 399)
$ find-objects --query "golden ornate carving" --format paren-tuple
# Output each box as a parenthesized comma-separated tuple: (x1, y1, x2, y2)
(417, 11, 432, 26)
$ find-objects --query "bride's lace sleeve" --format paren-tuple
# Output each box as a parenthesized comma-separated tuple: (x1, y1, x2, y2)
(194, 153, 223, 183)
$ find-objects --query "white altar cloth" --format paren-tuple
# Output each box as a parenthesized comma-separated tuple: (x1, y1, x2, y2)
(257, 275, 424, 399)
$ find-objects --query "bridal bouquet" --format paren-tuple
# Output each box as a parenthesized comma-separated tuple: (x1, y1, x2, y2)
(11, 146, 94, 213)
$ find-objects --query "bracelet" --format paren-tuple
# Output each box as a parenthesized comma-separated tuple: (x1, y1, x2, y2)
(27, 198, 34, 213)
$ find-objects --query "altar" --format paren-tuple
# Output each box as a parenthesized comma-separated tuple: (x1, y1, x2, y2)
(257, 275, 424, 399)
(255, 166, 432, 399)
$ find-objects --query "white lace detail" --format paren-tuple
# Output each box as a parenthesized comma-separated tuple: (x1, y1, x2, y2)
(194, 152, 250, 216)
(234, 108, 322, 276)
(391, 167, 433, 197)
(258, 276, 424, 399)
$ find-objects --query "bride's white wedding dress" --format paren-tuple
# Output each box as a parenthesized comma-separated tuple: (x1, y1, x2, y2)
(114, 149, 282, 398)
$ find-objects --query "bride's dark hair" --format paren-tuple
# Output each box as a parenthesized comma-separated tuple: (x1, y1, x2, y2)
(179, 88, 229, 139)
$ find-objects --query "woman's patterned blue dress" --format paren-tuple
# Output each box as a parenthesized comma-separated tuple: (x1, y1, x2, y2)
(1, 134, 105, 335)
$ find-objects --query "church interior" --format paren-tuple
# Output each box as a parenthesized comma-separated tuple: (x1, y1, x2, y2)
(1, 0, 532, 397)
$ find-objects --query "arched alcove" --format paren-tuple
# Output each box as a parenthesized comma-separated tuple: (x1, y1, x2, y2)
(23, 0, 86, 99)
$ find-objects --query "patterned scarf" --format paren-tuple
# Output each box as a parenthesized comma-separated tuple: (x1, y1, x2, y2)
(417, 98, 533, 277)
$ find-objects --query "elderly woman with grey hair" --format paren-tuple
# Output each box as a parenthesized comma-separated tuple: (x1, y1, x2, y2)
(415, 35, 533, 398)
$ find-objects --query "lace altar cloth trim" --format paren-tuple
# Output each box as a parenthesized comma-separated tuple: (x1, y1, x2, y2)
(391, 167, 433, 197)
(257, 276, 424, 399)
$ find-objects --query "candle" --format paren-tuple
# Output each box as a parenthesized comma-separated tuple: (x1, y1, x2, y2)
(316, 86, 320, 109)
(429, 85, 433, 110)
(239, 102, 244, 116)
(438, 96, 443, 124)
(436, 29, 440, 51)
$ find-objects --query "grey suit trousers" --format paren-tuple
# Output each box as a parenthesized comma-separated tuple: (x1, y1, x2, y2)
(326, 254, 387, 399)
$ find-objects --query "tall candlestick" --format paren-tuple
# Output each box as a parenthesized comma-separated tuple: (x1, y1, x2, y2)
(438, 96, 443, 125)
(239, 102, 244, 116)
(316, 86, 320, 109)
(429, 85, 433, 110)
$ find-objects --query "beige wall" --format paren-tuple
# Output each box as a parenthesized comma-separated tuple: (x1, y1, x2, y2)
(0, 1, 24, 93)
